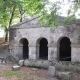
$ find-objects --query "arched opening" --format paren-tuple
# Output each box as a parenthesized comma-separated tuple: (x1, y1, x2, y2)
(59, 37, 71, 61)
(20, 38, 29, 59)
(39, 38, 48, 60)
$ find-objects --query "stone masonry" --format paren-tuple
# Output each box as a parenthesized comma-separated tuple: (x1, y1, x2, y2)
(9, 16, 80, 62)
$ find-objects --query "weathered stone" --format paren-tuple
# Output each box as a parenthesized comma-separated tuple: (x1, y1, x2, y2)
(6, 55, 18, 63)
(31, 68, 38, 71)
(48, 66, 56, 77)
(57, 71, 74, 80)
(18, 60, 24, 66)
(0, 57, 6, 64)
(24, 59, 30, 66)
(41, 60, 51, 68)
(9, 15, 80, 63)
(24, 59, 51, 68)
(12, 65, 20, 71)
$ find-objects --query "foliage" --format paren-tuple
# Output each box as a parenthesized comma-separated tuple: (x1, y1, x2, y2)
(0, 0, 45, 41)
(0, 0, 46, 27)
(39, 1, 61, 28)
(1, 71, 24, 78)
(39, 0, 80, 28)
(0, 0, 80, 41)
(0, 0, 23, 41)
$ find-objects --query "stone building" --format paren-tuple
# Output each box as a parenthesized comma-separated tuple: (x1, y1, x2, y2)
(9, 16, 80, 62)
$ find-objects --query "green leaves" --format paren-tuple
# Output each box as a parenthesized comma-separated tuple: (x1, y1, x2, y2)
(0, 0, 80, 30)
(63, 15, 77, 26)
(39, 1, 61, 28)
(38, 0, 80, 28)
(23, 0, 44, 16)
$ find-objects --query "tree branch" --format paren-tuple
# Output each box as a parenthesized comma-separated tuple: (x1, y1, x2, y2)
(9, 6, 16, 28)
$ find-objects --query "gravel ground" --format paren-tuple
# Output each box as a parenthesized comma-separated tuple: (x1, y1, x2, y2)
(0, 63, 80, 80)
(0, 63, 58, 80)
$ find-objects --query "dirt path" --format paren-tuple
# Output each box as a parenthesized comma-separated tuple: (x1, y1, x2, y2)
(0, 63, 58, 80)
(0, 63, 80, 80)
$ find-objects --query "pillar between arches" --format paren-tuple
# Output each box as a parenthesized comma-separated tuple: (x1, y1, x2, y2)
(29, 46, 37, 60)
(48, 45, 57, 61)
(36, 44, 40, 59)
(71, 43, 80, 62)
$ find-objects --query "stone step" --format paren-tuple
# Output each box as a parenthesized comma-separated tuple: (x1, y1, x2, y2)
(12, 65, 20, 71)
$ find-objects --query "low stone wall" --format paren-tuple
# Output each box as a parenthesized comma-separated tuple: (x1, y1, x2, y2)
(24, 59, 51, 68)
(0, 55, 17, 64)
(54, 61, 80, 72)
(21, 59, 80, 72)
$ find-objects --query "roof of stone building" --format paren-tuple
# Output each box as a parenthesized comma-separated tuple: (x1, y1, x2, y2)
(10, 15, 80, 29)
(10, 15, 42, 29)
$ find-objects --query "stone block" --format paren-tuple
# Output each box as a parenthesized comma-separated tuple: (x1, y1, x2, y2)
(48, 66, 56, 77)
(24, 59, 30, 66)
(12, 65, 20, 71)
(24, 60, 51, 68)
(31, 68, 38, 71)
(57, 71, 74, 80)
(18, 60, 24, 66)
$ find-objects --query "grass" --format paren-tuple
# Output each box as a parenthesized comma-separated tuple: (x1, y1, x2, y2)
(1, 71, 24, 79)
(1, 71, 41, 80)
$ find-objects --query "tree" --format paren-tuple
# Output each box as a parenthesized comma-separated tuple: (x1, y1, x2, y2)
(0, 0, 45, 42)
(0, 0, 79, 42)
(39, 0, 80, 28)
(0, 0, 22, 41)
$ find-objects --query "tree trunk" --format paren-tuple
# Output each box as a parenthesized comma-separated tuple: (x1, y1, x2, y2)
(5, 31, 8, 42)
(5, 27, 8, 42)
(6, 6, 15, 42)
(20, 15, 22, 22)
(9, 6, 16, 28)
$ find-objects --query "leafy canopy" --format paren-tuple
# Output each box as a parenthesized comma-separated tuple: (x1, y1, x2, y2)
(39, 0, 80, 28)
(0, 0, 80, 29)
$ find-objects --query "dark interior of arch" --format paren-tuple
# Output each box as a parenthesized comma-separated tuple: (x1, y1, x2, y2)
(39, 38, 48, 60)
(59, 37, 71, 61)
(22, 39, 29, 59)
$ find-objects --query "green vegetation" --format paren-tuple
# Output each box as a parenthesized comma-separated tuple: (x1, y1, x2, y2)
(0, 0, 44, 41)
(1, 71, 24, 79)
(0, 0, 80, 41)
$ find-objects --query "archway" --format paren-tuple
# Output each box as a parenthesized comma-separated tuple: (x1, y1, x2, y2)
(20, 38, 29, 59)
(39, 38, 48, 60)
(59, 37, 71, 61)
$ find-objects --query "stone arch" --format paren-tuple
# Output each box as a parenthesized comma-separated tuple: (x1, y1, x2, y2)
(19, 38, 29, 59)
(57, 37, 71, 61)
(36, 37, 48, 60)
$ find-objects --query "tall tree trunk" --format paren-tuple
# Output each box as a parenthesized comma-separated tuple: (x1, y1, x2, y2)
(5, 6, 16, 42)
(20, 15, 22, 22)
(5, 27, 8, 42)
(5, 31, 8, 42)
(3, 0, 15, 42)
(9, 6, 16, 28)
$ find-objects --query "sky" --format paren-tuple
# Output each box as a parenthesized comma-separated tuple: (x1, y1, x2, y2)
(49, 0, 80, 17)
(49, 0, 74, 16)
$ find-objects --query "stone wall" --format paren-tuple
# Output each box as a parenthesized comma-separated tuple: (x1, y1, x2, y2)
(9, 16, 80, 62)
